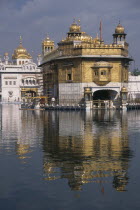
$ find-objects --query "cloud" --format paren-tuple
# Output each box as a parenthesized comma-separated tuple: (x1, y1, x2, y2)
(0, 0, 139, 68)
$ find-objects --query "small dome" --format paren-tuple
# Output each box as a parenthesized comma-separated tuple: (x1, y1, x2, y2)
(121, 86, 127, 92)
(4, 52, 9, 56)
(81, 32, 92, 41)
(42, 36, 54, 46)
(115, 23, 125, 34)
(12, 39, 32, 60)
(45, 37, 51, 42)
(69, 22, 81, 33)
(44, 36, 54, 43)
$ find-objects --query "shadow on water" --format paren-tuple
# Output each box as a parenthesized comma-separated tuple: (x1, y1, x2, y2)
(42, 110, 133, 192)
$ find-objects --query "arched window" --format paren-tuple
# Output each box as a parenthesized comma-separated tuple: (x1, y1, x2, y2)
(22, 79, 24, 84)
(22, 61, 24, 64)
(26, 80, 28, 85)
(19, 61, 21, 65)
(33, 80, 36, 85)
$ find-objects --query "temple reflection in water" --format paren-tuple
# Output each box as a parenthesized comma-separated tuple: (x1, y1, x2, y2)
(0, 105, 132, 191)
(0, 105, 44, 160)
(43, 110, 132, 192)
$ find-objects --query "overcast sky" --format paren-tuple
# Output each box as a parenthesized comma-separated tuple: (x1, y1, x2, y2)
(0, 0, 139, 69)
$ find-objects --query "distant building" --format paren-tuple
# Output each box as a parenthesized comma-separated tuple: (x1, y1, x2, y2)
(0, 38, 43, 102)
(128, 75, 140, 100)
(40, 20, 132, 107)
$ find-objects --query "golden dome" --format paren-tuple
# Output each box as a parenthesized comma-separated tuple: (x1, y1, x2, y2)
(12, 38, 32, 60)
(81, 32, 92, 41)
(121, 86, 127, 92)
(115, 23, 125, 34)
(42, 36, 54, 47)
(4, 52, 9, 56)
(69, 21, 81, 33)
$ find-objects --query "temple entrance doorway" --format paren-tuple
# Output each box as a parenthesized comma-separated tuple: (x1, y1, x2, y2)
(93, 90, 117, 100)
(25, 90, 37, 98)
(92, 89, 118, 109)
(21, 90, 37, 103)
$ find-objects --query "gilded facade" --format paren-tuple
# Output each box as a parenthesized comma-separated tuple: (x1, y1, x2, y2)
(41, 21, 132, 105)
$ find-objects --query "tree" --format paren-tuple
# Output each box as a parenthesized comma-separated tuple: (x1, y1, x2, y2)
(132, 68, 140, 76)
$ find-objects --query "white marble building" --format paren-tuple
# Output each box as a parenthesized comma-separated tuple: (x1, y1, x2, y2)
(0, 39, 43, 102)
(128, 75, 140, 100)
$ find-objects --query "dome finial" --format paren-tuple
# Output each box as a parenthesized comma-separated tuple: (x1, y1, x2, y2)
(73, 18, 76, 23)
(78, 19, 81, 25)
(46, 33, 49, 38)
(19, 36, 22, 45)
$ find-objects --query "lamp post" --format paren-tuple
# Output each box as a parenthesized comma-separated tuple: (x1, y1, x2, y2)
(121, 86, 128, 110)
(84, 87, 93, 110)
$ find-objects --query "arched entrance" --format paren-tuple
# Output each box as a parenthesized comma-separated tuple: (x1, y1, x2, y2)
(21, 90, 37, 101)
(92, 89, 118, 109)
(25, 90, 36, 97)
(93, 89, 118, 100)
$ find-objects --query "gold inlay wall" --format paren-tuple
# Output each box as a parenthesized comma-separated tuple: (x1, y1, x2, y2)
(54, 60, 128, 84)
(42, 21, 131, 89)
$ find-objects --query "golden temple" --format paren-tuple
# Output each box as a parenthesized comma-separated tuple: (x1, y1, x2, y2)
(41, 20, 132, 107)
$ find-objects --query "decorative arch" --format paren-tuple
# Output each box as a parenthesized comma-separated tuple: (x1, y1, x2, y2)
(22, 61, 37, 71)
(93, 89, 118, 100)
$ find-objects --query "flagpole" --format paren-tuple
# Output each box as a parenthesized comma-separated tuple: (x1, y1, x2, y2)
(99, 20, 102, 43)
